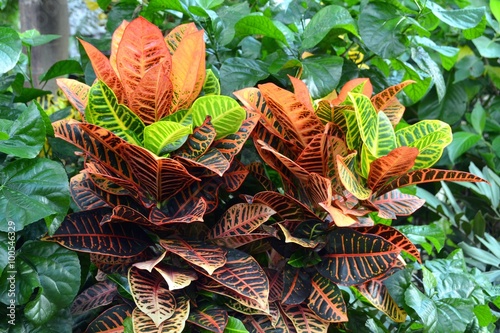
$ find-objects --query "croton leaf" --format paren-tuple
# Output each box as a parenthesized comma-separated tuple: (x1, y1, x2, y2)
(115, 16, 171, 99)
(243, 314, 280, 333)
(109, 20, 129, 77)
(247, 162, 276, 191)
(71, 280, 118, 315)
(144, 120, 192, 156)
(129, 266, 177, 326)
(79, 38, 126, 103)
(367, 146, 419, 191)
(258, 140, 310, 182)
(317, 228, 399, 285)
(222, 159, 249, 192)
(57, 78, 89, 117)
(377, 168, 487, 195)
(395, 120, 452, 169)
(170, 30, 206, 112)
(209, 203, 276, 239)
(154, 264, 198, 291)
(85, 303, 134, 333)
(91, 252, 151, 275)
(370, 190, 426, 220)
(86, 80, 145, 145)
(259, 81, 324, 148)
(176, 148, 230, 176)
(356, 280, 407, 323)
(336, 154, 372, 200)
(150, 196, 207, 225)
(282, 303, 329, 333)
(203, 68, 221, 95)
(160, 239, 227, 275)
(196, 248, 269, 312)
(371, 80, 413, 126)
(175, 116, 215, 159)
(132, 296, 190, 333)
(165, 22, 199, 54)
(187, 308, 228, 333)
(191, 95, 246, 140)
(251, 191, 319, 224)
(44, 207, 151, 257)
(308, 273, 347, 322)
(282, 266, 312, 305)
(129, 61, 173, 124)
(278, 224, 319, 248)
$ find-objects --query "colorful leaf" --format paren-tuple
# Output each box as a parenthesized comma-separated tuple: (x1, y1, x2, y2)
(317, 228, 399, 285)
(175, 116, 215, 159)
(370, 190, 426, 220)
(85, 303, 133, 333)
(56, 78, 89, 117)
(129, 266, 177, 326)
(143, 121, 192, 156)
(109, 20, 129, 77)
(336, 154, 372, 200)
(278, 224, 319, 248)
(188, 308, 228, 333)
(71, 280, 117, 315)
(282, 266, 312, 305)
(159, 239, 227, 275)
(85, 80, 145, 145)
(308, 273, 347, 322)
(154, 265, 198, 291)
(357, 280, 407, 322)
(370, 80, 413, 126)
(176, 148, 230, 176)
(165, 23, 199, 54)
(282, 303, 329, 333)
(251, 191, 319, 224)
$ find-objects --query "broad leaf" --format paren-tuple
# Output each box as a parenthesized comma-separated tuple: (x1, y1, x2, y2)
(0, 158, 70, 232)
(371, 80, 413, 125)
(129, 266, 176, 326)
(160, 239, 226, 275)
(251, 191, 319, 224)
(317, 228, 399, 285)
(132, 296, 190, 333)
(370, 190, 426, 220)
(57, 78, 90, 117)
(86, 80, 145, 145)
(188, 308, 228, 333)
(357, 281, 407, 323)
(395, 120, 452, 169)
(165, 23, 199, 53)
(0, 27, 21, 74)
(175, 116, 215, 159)
(155, 265, 198, 290)
(308, 273, 347, 322)
(71, 280, 118, 315)
(203, 68, 221, 95)
(45, 207, 151, 257)
(235, 16, 288, 45)
(109, 20, 129, 76)
(282, 303, 329, 333)
(337, 154, 372, 200)
(85, 303, 133, 333)
(282, 266, 312, 305)
(191, 95, 246, 140)
(144, 121, 192, 155)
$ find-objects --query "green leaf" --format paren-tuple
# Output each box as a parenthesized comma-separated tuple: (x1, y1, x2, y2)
(397, 223, 446, 254)
(493, 136, 500, 158)
(417, 83, 467, 125)
(396, 120, 452, 169)
(412, 36, 458, 57)
(301, 5, 358, 50)
(0, 27, 22, 74)
(399, 61, 432, 103)
(98, 0, 112, 10)
(224, 316, 248, 333)
(435, 298, 474, 333)
(425, 2, 485, 29)
(20, 242, 80, 325)
(470, 103, 486, 134)
(219, 58, 269, 96)
(0, 254, 39, 305)
(0, 233, 11, 277)
(235, 15, 288, 45)
(143, 121, 192, 156)
(359, 3, 407, 58)
(404, 284, 438, 332)
(19, 30, 60, 47)
(486, 65, 500, 89)
(85, 80, 145, 145)
(491, 0, 500, 23)
(446, 132, 481, 164)
(0, 158, 70, 232)
(191, 95, 246, 140)
(472, 36, 500, 58)
(0, 103, 46, 158)
(411, 47, 446, 102)
(162, 109, 193, 127)
(463, 16, 487, 40)
(203, 68, 220, 96)
(474, 304, 494, 327)
(39, 60, 84, 82)
(302, 55, 343, 99)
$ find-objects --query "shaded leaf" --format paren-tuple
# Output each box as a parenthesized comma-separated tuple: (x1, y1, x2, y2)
(85, 303, 134, 333)
(308, 273, 347, 322)
(71, 280, 117, 315)
(188, 308, 228, 333)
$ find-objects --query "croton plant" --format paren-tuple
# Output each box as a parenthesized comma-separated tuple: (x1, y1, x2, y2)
(44, 17, 485, 333)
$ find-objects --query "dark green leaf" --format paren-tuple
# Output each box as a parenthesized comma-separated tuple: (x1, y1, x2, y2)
(302, 5, 358, 50)
(0, 158, 70, 232)
(396, 224, 446, 253)
(302, 55, 343, 99)
(13, 88, 51, 103)
(98, 0, 112, 10)
(0, 27, 22, 74)
(219, 58, 269, 96)
(446, 132, 481, 163)
(435, 298, 474, 333)
(470, 103, 486, 134)
(39, 60, 83, 82)
(359, 3, 407, 58)
(235, 16, 288, 45)
(418, 83, 467, 125)
(0, 233, 10, 277)
(0, 103, 45, 158)
(19, 30, 60, 47)
(411, 47, 446, 102)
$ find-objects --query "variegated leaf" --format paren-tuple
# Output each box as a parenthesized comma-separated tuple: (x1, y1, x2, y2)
(203, 68, 221, 95)
(308, 273, 347, 322)
(370, 190, 426, 220)
(370, 80, 413, 126)
(357, 280, 407, 322)
(91, 252, 150, 275)
(165, 23, 199, 54)
(336, 154, 372, 200)
(144, 121, 192, 156)
(129, 266, 177, 326)
(282, 303, 329, 333)
(265, 269, 284, 302)
(330, 78, 372, 105)
(317, 228, 399, 285)
(175, 116, 215, 159)
(132, 296, 189, 333)
(188, 308, 228, 333)
(175, 148, 230, 176)
(395, 120, 452, 169)
(222, 159, 249, 192)
(71, 280, 117, 315)
(109, 20, 129, 77)
(278, 224, 319, 248)
(56, 78, 89, 117)
(258, 140, 310, 182)
(85, 303, 133, 333)
(159, 239, 227, 275)
(210, 232, 275, 249)
(209, 203, 276, 239)
(247, 162, 276, 191)
(243, 314, 284, 333)
(252, 191, 319, 224)
(115, 16, 171, 100)
(282, 266, 312, 305)
(155, 265, 198, 290)
(150, 196, 207, 225)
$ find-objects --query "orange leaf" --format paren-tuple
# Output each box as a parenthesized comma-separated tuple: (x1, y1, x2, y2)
(57, 78, 89, 118)
(165, 23, 199, 53)
(109, 20, 130, 77)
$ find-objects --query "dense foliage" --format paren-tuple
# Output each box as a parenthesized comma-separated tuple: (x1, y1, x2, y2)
(0, 0, 499, 332)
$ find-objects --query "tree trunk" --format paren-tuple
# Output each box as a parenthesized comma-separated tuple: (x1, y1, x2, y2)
(19, 0, 69, 92)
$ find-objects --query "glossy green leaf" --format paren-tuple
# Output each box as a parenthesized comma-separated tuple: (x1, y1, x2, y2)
(358, 3, 407, 58)
(472, 36, 500, 58)
(203, 68, 220, 95)
(446, 132, 481, 164)
(19, 29, 60, 46)
(162, 109, 193, 127)
(395, 120, 452, 169)
(20, 242, 80, 325)
(191, 95, 246, 140)
(302, 5, 358, 50)
(143, 121, 192, 156)
(417, 83, 467, 125)
(39, 60, 84, 82)
(411, 47, 446, 102)
(491, 0, 500, 22)
(85, 80, 145, 145)
(302, 55, 343, 99)
(0, 27, 22, 74)
(219, 58, 269, 96)
(235, 16, 288, 45)
(224, 316, 249, 333)
(470, 103, 486, 134)
(404, 284, 438, 332)
(0, 103, 45, 158)
(0, 158, 70, 232)
(425, 2, 485, 29)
